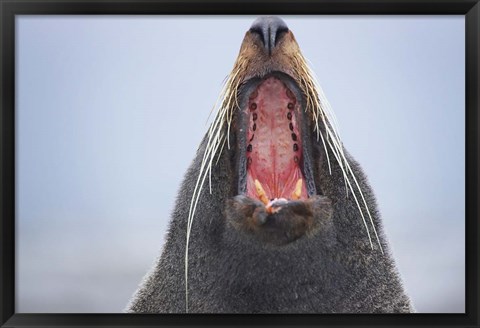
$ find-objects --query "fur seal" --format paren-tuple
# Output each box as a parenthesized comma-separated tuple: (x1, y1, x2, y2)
(127, 16, 413, 313)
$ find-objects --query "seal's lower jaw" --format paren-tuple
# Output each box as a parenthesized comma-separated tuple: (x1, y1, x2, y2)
(226, 194, 332, 246)
(240, 75, 311, 211)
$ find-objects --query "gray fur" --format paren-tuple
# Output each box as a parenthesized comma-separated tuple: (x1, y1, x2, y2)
(126, 131, 414, 313)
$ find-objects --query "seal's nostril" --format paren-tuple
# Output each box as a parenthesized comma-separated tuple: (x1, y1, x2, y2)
(249, 16, 289, 55)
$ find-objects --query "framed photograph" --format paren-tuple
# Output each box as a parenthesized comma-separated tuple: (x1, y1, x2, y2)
(1, 1, 478, 327)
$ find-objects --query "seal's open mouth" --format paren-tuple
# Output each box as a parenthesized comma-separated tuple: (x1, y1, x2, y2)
(238, 73, 317, 214)
(246, 76, 307, 201)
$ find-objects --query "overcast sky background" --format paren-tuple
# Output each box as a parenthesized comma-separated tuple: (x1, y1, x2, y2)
(16, 16, 464, 313)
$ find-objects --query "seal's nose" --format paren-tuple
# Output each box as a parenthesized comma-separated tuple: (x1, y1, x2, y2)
(249, 16, 289, 55)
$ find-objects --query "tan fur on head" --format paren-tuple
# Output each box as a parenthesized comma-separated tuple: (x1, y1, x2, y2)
(234, 30, 303, 80)
(225, 29, 322, 130)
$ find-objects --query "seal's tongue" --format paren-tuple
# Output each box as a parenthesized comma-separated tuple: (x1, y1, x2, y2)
(245, 77, 307, 203)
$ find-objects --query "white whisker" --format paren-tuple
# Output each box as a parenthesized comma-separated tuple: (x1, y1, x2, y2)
(327, 131, 383, 253)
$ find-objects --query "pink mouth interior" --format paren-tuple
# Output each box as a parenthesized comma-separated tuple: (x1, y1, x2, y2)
(246, 77, 308, 201)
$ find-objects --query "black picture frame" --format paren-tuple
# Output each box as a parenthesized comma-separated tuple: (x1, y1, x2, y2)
(1, 1, 478, 327)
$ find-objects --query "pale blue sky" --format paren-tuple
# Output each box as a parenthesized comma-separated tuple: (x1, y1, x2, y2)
(16, 16, 464, 313)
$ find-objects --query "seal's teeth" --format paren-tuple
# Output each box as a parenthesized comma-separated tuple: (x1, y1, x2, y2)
(291, 179, 303, 200)
(265, 203, 280, 214)
(254, 179, 270, 205)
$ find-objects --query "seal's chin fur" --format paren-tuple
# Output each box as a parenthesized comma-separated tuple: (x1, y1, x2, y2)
(126, 16, 414, 314)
